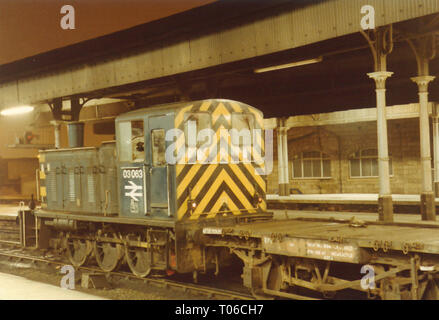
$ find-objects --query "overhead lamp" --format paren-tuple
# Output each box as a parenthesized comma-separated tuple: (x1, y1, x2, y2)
(254, 56, 323, 73)
(0, 106, 34, 116)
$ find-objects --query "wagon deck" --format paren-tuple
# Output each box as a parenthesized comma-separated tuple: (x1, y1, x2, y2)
(204, 213, 439, 264)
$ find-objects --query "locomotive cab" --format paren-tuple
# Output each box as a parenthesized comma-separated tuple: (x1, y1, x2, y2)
(115, 99, 268, 222)
(116, 110, 175, 219)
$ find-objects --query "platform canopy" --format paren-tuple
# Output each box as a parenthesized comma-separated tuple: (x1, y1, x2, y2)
(0, 0, 438, 117)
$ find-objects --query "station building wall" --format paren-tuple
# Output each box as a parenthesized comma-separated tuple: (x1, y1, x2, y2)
(267, 118, 424, 195)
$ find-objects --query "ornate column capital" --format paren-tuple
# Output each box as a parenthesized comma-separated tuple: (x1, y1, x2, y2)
(411, 76, 436, 92)
(367, 71, 394, 89)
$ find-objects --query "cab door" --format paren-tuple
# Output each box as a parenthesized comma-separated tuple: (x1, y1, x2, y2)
(146, 114, 174, 217)
(117, 119, 147, 218)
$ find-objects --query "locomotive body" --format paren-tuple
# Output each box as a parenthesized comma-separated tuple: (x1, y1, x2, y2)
(36, 99, 271, 276)
(40, 142, 119, 215)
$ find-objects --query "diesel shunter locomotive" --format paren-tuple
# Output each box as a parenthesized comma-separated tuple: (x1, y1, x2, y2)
(36, 99, 269, 278)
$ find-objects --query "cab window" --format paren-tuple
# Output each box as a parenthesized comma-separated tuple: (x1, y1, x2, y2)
(151, 129, 166, 167)
(118, 120, 145, 162)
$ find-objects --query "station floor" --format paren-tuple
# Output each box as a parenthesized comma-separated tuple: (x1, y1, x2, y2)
(0, 205, 21, 218)
(0, 272, 106, 300)
(267, 193, 439, 205)
(271, 209, 439, 227)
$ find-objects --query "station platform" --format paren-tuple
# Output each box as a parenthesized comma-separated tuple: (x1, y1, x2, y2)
(267, 193, 438, 205)
(267, 193, 439, 213)
(0, 205, 20, 220)
(0, 196, 31, 205)
(0, 272, 106, 300)
(272, 209, 439, 227)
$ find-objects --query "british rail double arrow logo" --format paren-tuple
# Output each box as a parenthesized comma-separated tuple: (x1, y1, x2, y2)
(124, 181, 143, 201)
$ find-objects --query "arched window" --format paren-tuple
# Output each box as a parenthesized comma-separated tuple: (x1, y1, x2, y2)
(292, 151, 331, 179)
(349, 149, 393, 178)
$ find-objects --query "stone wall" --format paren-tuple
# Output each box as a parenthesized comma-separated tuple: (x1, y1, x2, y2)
(267, 118, 425, 195)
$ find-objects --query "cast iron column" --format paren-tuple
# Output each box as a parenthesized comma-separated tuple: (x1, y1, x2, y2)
(282, 125, 290, 196)
(277, 124, 285, 196)
(433, 106, 439, 197)
(412, 76, 436, 220)
(368, 71, 394, 222)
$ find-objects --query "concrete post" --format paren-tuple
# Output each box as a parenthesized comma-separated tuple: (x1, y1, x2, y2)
(282, 127, 290, 196)
(412, 76, 436, 220)
(368, 71, 394, 222)
(277, 127, 285, 196)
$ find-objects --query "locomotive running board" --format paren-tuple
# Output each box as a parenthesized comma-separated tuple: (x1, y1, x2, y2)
(34, 210, 176, 228)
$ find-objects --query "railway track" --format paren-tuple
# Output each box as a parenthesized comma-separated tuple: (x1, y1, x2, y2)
(0, 245, 254, 300)
(0, 218, 20, 244)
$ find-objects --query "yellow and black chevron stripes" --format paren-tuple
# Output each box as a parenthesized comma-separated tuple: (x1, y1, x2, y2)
(176, 163, 266, 220)
(174, 99, 267, 220)
(174, 100, 265, 164)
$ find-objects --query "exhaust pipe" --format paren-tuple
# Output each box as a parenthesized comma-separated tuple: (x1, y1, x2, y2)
(67, 121, 85, 148)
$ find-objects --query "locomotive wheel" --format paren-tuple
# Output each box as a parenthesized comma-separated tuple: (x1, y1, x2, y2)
(94, 235, 124, 273)
(66, 238, 93, 268)
(125, 245, 151, 278)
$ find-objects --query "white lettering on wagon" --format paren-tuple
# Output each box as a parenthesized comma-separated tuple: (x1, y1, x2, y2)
(307, 241, 355, 261)
(262, 237, 359, 263)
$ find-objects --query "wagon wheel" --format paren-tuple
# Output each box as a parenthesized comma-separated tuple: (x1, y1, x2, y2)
(125, 236, 151, 278)
(94, 234, 124, 273)
(251, 261, 282, 300)
(66, 237, 93, 268)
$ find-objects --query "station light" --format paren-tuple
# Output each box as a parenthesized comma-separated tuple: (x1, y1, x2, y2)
(254, 57, 323, 73)
(0, 105, 34, 116)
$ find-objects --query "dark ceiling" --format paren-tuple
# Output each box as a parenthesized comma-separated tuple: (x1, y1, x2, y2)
(125, 25, 439, 118)
(1, 0, 438, 119)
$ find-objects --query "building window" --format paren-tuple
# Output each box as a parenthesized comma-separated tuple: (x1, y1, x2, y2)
(349, 149, 393, 178)
(151, 129, 166, 167)
(292, 151, 331, 179)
